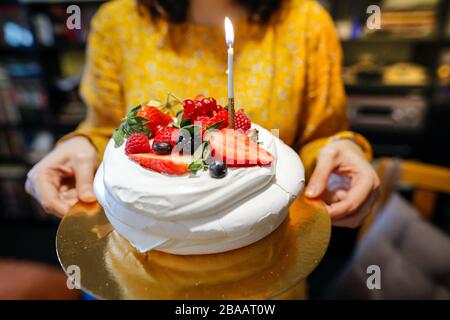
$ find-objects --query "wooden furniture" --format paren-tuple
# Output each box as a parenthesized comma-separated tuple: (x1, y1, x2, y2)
(359, 157, 450, 238)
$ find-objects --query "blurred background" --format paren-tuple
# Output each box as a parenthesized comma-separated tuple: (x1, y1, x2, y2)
(0, 0, 449, 299)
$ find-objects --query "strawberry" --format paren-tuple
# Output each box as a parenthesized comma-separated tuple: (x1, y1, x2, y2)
(205, 109, 228, 130)
(234, 109, 251, 132)
(125, 133, 151, 155)
(129, 153, 192, 175)
(208, 129, 273, 167)
(152, 127, 179, 148)
(137, 106, 172, 134)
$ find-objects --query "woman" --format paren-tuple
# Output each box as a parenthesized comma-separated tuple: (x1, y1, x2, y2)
(26, 0, 379, 228)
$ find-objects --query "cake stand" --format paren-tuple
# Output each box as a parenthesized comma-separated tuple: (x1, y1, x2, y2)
(56, 195, 330, 300)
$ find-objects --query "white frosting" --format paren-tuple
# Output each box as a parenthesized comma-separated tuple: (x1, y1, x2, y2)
(94, 124, 305, 255)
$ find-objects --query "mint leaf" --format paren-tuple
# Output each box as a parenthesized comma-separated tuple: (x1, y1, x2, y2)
(181, 124, 201, 135)
(180, 118, 191, 128)
(127, 117, 138, 125)
(188, 159, 205, 174)
(202, 143, 212, 164)
(173, 111, 184, 128)
(193, 141, 207, 161)
(135, 117, 149, 125)
(248, 128, 259, 143)
(124, 122, 150, 137)
(128, 105, 142, 117)
(113, 127, 125, 146)
(205, 120, 223, 131)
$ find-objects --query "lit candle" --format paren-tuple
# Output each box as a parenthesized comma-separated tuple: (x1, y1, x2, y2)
(224, 17, 235, 128)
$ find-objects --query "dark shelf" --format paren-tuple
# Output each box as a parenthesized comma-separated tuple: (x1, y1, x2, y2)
(20, 0, 105, 4)
(0, 43, 86, 54)
(37, 43, 86, 51)
(0, 46, 37, 55)
(345, 83, 433, 95)
(0, 157, 30, 166)
(0, 121, 79, 131)
(341, 37, 441, 45)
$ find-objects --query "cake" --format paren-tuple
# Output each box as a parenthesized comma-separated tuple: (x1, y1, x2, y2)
(94, 94, 305, 255)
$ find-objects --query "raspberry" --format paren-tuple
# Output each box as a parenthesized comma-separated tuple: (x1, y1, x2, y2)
(152, 127, 179, 149)
(234, 109, 251, 132)
(206, 109, 228, 129)
(125, 133, 151, 155)
(193, 116, 210, 128)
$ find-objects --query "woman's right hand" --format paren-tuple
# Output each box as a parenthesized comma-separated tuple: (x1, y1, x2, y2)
(25, 136, 98, 217)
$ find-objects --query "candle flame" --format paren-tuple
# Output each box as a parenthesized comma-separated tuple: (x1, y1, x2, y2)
(224, 17, 234, 48)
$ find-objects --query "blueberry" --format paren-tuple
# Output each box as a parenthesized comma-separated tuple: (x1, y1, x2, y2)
(209, 160, 227, 178)
(153, 142, 172, 155)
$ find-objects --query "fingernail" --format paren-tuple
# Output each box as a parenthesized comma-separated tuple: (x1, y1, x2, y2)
(80, 187, 95, 201)
(82, 190, 92, 197)
(305, 186, 316, 197)
(83, 191, 96, 200)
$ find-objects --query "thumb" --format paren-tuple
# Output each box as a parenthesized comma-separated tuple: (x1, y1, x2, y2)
(73, 156, 97, 203)
(305, 147, 338, 198)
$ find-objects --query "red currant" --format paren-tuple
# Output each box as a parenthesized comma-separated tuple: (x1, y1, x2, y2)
(195, 99, 208, 118)
(183, 99, 196, 120)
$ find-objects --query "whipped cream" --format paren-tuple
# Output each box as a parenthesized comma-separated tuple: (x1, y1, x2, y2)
(94, 124, 305, 255)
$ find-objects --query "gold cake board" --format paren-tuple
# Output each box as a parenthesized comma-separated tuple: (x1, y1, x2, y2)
(56, 195, 330, 300)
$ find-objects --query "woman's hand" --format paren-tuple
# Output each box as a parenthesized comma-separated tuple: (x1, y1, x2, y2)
(25, 136, 98, 217)
(305, 139, 380, 228)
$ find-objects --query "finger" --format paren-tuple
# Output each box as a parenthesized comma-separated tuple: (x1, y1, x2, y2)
(327, 174, 373, 219)
(323, 189, 348, 205)
(332, 190, 378, 228)
(305, 147, 339, 198)
(73, 156, 96, 203)
(60, 188, 79, 206)
(32, 175, 70, 217)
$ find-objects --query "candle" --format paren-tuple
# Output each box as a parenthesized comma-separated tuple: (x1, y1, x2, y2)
(224, 17, 235, 128)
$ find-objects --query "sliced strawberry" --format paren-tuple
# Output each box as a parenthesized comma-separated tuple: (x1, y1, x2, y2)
(137, 106, 173, 134)
(129, 153, 192, 175)
(208, 130, 273, 167)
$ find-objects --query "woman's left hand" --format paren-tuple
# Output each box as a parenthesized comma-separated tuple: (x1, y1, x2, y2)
(305, 139, 380, 228)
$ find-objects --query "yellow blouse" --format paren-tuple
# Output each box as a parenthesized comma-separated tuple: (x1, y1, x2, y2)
(65, 0, 371, 178)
